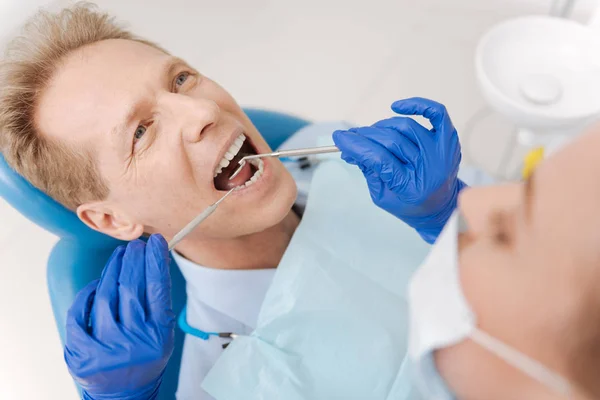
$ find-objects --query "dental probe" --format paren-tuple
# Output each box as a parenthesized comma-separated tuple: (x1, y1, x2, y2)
(230, 145, 340, 180)
(168, 187, 237, 251)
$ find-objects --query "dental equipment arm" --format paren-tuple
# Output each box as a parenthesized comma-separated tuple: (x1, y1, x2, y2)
(230, 145, 340, 180)
(333, 97, 467, 244)
(64, 235, 176, 400)
(168, 187, 236, 250)
(242, 145, 340, 161)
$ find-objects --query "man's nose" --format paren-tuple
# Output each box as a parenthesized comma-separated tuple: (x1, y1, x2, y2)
(161, 93, 220, 143)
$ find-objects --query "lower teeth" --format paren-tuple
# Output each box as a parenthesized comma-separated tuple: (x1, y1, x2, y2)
(243, 159, 264, 188)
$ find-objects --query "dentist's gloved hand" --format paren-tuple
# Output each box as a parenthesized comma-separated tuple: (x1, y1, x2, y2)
(333, 98, 467, 243)
(64, 234, 176, 400)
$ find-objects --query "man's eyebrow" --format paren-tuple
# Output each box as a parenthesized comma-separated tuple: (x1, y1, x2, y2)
(110, 57, 189, 141)
(524, 171, 536, 221)
(110, 104, 139, 141)
(163, 57, 189, 82)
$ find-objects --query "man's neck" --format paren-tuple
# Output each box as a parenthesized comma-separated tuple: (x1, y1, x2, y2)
(175, 210, 301, 270)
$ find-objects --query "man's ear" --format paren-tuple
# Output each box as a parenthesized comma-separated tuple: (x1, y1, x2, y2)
(77, 201, 144, 241)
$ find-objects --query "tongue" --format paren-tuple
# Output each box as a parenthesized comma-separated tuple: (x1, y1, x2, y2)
(214, 161, 253, 190)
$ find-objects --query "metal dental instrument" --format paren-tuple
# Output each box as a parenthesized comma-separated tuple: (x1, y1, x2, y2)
(168, 187, 237, 251)
(229, 145, 340, 180)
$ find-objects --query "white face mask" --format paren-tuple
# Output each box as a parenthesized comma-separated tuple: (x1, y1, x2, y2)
(407, 211, 572, 399)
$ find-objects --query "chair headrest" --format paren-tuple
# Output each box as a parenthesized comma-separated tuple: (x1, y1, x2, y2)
(0, 153, 114, 243)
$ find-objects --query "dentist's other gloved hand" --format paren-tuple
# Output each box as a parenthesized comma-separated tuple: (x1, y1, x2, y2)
(333, 98, 467, 243)
(64, 234, 176, 400)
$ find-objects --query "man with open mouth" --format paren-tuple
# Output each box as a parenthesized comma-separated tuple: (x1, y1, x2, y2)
(0, 4, 341, 399)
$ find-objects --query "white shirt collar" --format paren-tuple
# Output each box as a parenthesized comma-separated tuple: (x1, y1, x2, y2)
(172, 251, 275, 329)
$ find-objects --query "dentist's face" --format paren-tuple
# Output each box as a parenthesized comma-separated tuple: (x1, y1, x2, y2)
(36, 39, 297, 242)
(435, 130, 600, 399)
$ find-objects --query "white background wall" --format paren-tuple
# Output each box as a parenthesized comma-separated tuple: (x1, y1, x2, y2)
(0, 0, 598, 398)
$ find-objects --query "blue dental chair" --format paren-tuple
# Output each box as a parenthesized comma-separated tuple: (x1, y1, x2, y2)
(0, 109, 311, 400)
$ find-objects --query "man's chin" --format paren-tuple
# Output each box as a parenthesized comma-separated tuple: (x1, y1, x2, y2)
(244, 179, 298, 233)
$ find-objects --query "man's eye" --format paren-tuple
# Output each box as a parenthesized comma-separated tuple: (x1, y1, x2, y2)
(174, 72, 189, 88)
(134, 125, 147, 142)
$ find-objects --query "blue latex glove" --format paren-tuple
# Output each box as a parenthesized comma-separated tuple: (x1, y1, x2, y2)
(333, 97, 467, 243)
(64, 234, 176, 400)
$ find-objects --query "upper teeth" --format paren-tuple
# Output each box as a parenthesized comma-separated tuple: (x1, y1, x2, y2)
(214, 134, 246, 177)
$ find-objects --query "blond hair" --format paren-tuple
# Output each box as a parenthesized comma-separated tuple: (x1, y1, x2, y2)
(0, 2, 165, 209)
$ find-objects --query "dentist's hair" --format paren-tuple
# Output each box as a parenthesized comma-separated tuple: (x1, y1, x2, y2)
(0, 2, 166, 209)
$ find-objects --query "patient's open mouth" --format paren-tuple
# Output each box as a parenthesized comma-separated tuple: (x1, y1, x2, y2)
(213, 134, 264, 191)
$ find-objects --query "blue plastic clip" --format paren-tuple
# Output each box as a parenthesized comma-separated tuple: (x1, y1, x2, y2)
(178, 306, 218, 340)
